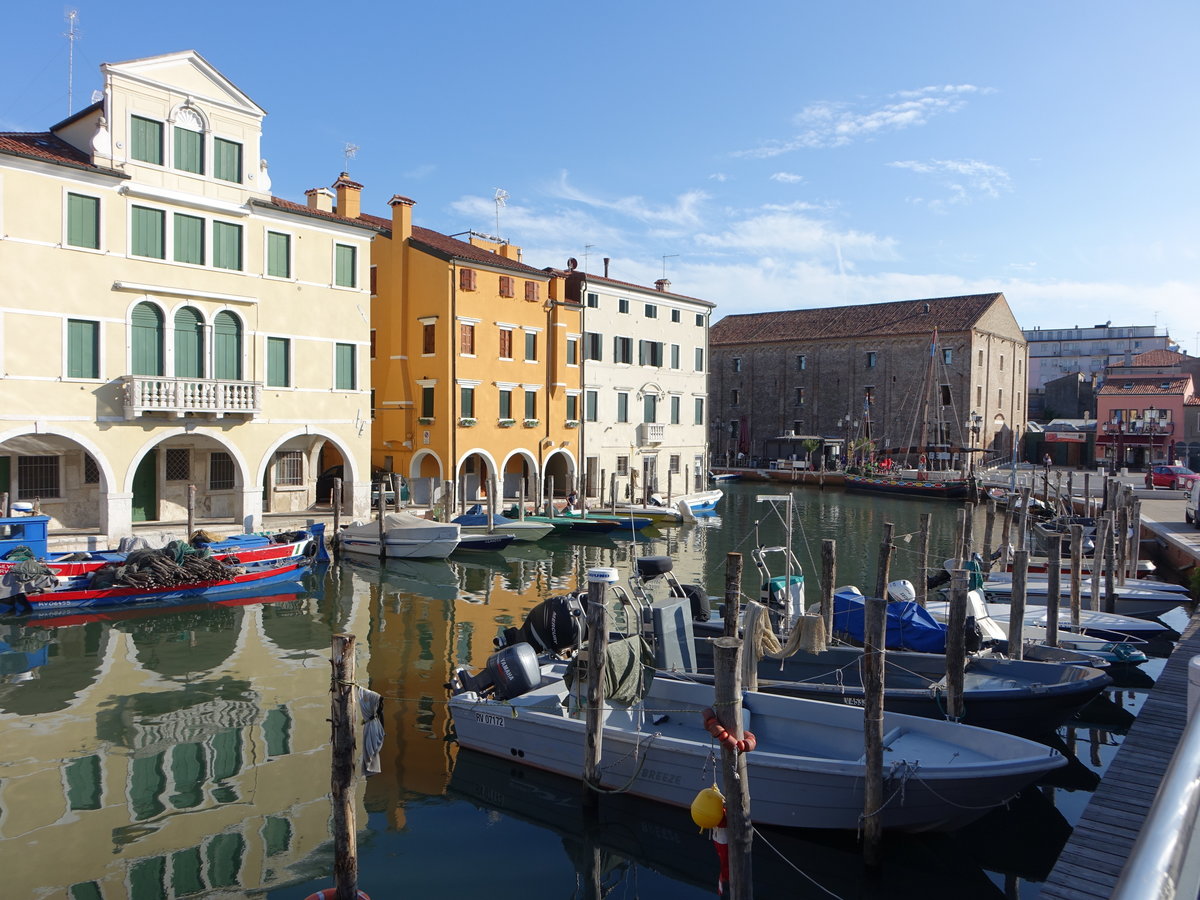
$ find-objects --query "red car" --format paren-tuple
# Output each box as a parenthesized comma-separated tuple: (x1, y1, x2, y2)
(1146, 465, 1200, 490)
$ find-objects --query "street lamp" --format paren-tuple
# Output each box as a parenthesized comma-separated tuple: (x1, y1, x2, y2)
(968, 410, 983, 476)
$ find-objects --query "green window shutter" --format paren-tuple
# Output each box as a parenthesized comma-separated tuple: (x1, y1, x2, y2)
(644, 394, 657, 423)
(66, 193, 99, 249)
(460, 387, 474, 417)
(131, 206, 164, 258)
(212, 221, 242, 270)
(267, 231, 290, 277)
(567, 395, 578, 420)
(695, 397, 704, 425)
(66, 755, 102, 810)
(525, 390, 537, 419)
(67, 319, 99, 379)
(421, 386, 434, 417)
(213, 137, 242, 183)
(671, 396, 680, 424)
(173, 213, 204, 264)
(499, 390, 511, 419)
(173, 126, 203, 173)
(173, 306, 204, 378)
(335, 244, 356, 287)
(335, 343, 356, 390)
(213, 311, 241, 380)
(586, 391, 597, 422)
(267, 337, 290, 387)
(131, 302, 164, 376)
(130, 116, 162, 164)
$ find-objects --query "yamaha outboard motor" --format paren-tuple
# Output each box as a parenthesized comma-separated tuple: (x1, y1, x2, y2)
(496, 591, 587, 653)
(450, 643, 540, 700)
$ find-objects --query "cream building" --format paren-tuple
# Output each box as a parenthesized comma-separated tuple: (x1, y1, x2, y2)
(0, 51, 375, 539)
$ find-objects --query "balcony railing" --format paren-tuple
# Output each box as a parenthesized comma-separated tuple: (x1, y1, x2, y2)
(122, 376, 262, 419)
(1099, 421, 1174, 436)
(637, 422, 665, 445)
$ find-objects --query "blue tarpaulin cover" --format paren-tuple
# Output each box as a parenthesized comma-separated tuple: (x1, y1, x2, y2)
(831, 587, 948, 653)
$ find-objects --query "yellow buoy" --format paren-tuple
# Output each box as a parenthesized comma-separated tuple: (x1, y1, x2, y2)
(690, 783, 726, 830)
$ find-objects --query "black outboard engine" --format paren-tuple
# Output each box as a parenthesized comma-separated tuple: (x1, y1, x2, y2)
(450, 643, 540, 700)
(496, 591, 587, 653)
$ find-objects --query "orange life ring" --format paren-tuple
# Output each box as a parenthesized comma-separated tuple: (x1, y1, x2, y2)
(305, 889, 371, 900)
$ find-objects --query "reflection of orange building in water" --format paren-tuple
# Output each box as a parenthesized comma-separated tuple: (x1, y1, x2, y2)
(0, 577, 372, 898)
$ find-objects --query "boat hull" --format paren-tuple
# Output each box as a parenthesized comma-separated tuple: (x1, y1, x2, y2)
(845, 474, 970, 499)
(340, 535, 460, 559)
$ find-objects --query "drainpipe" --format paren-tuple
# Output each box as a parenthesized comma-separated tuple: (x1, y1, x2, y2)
(450, 263, 458, 507)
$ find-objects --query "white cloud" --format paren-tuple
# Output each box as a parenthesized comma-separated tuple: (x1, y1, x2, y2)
(549, 171, 709, 227)
(708, 172, 728, 182)
(889, 158, 1011, 202)
(770, 172, 805, 184)
(694, 209, 899, 261)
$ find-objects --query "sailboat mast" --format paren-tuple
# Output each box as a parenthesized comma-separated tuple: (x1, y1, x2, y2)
(918, 330, 937, 468)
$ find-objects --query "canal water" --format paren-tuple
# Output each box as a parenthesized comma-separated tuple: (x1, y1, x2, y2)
(0, 482, 1177, 899)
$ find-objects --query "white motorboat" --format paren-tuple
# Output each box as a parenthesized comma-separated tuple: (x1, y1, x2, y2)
(338, 511, 460, 559)
(448, 645, 1066, 833)
(452, 508, 554, 542)
(929, 599, 1174, 642)
(977, 576, 1184, 619)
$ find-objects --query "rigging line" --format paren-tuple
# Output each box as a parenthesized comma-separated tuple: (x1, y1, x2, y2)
(750, 827, 848, 900)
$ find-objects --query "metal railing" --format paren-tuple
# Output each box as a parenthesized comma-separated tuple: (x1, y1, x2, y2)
(122, 375, 262, 419)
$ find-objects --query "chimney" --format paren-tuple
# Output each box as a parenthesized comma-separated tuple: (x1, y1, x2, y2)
(603, 257, 610, 278)
(333, 172, 363, 219)
(655, 279, 671, 293)
(305, 187, 334, 212)
(388, 194, 415, 241)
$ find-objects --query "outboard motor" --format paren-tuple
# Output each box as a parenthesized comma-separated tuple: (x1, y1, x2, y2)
(886, 580, 916, 603)
(636, 556, 710, 623)
(450, 643, 540, 700)
(496, 591, 587, 653)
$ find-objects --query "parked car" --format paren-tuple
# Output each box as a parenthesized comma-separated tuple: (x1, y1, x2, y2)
(1187, 481, 1199, 526)
(1146, 465, 1200, 490)
(316, 465, 407, 503)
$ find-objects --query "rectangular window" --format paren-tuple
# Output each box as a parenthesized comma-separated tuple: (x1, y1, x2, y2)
(499, 389, 512, 419)
(423, 323, 436, 354)
(998, 388, 1004, 406)
(524, 390, 538, 420)
(669, 454, 681, 474)
(1000, 355, 1005, 371)
(524, 331, 537, 361)
(645, 304, 657, 318)
(797, 354, 806, 371)
(566, 394, 579, 420)
(173, 213, 204, 265)
(460, 386, 475, 418)
(978, 350, 984, 366)
(66, 193, 100, 249)
(566, 336, 579, 365)
(940, 384, 952, 406)
(794, 387, 804, 405)
(616, 455, 629, 476)
(585, 332, 603, 361)
(614, 336, 633, 364)
(84, 454, 100, 484)
(209, 452, 234, 490)
(459, 268, 477, 291)
(212, 221, 242, 270)
(671, 309, 681, 323)
(334, 244, 357, 287)
(976, 385, 982, 406)
(267, 232, 291, 278)
(524, 281, 539, 302)
(694, 397, 704, 425)
(670, 395, 681, 424)
(130, 115, 163, 165)
(174, 126, 203, 174)
(370, 330, 376, 359)
(618, 298, 629, 314)
(732, 357, 742, 372)
(421, 386, 435, 417)
(267, 337, 290, 387)
(213, 137, 242, 183)
(696, 313, 704, 326)
(499, 275, 514, 298)
(617, 392, 629, 423)
(165, 448, 190, 481)
(585, 390, 598, 422)
(131, 206, 165, 259)
(1017, 392, 1022, 411)
(731, 389, 740, 406)
(275, 451, 303, 486)
(18, 456, 59, 499)
(498, 329, 513, 359)
(639, 340, 663, 367)
(866, 351, 877, 368)
(335, 343, 356, 390)
(586, 292, 599, 308)
(942, 348, 953, 365)
(695, 348, 704, 372)
(66, 319, 99, 379)
(459, 323, 476, 355)
(670, 344, 680, 369)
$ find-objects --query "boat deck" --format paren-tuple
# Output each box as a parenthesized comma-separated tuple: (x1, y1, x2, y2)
(1042, 606, 1200, 898)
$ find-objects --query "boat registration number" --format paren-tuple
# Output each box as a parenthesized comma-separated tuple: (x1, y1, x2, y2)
(475, 712, 506, 727)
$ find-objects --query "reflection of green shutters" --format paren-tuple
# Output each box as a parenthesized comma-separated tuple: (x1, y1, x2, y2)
(263, 816, 292, 856)
(335, 343, 356, 390)
(173, 307, 204, 378)
(173, 126, 203, 173)
(173, 213, 204, 264)
(171, 848, 204, 896)
(66, 193, 99, 249)
(334, 244, 356, 287)
(170, 742, 205, 809)
(66, 755, 102, 810)
(67, 319, 99, 379)
(213, 312, 241, 380)
(69, 883, 103, 900)
(130, 753, 166, 820)
(207, 832, 245, 888)
(212, 221, 242, 271)
(130, 116, 162, 164)
(129, 856, 165, 900)
(131, 206, 165, 259)
(264, 705, 291, 756)
(267, 231, 290, 277)
(214, 138, 242, 183)
(267, 337, 290, 387)
(211, 729, 242, 782)
(131, 303, 164, 376)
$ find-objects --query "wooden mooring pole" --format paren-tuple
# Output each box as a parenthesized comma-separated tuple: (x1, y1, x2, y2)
(724, 552, 743, 639)
(332, 478, 342, 556)
(862, 594, 887, 867)
(713, 637, 753, 898)
(917, 513, 931, 605)
(330, 634, 361, 900)
(583, 570, 611, 812)
(1103, 513, 1118, 614)
(186, 483, 196, 539)
(821, 539, 836, 635)
(874, 522, 895, 600)
(982, 501, 996, 573)
(1008, 549, 1029, 660)
(946, 569, 968, 720)
(1069, 524, 1084, 629)
(1046, 533, 1061, 648)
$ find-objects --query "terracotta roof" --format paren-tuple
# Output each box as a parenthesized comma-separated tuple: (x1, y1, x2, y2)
(571, 271, 715, 307)
(1130, 348, 1187, 367)
(0, 131, 115, 175)
(710, 293, 1004, 345)
(251, 196, 382, 232)
(1097, 376, 1190, 396)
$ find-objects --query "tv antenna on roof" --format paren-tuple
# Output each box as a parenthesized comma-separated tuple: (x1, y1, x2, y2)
(343, 143, 359, 173)
(64, 10, 80, 116)
(494, 189, 509, 239)
(662, 254, 679, 279)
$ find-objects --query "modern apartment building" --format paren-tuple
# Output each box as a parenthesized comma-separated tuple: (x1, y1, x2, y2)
(0, 51, 376, 537)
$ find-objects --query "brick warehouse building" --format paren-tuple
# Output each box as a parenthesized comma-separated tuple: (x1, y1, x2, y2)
(709, 294, 1028, 468)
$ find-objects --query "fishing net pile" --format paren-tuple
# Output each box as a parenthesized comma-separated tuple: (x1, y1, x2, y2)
(88, 543, 244, 590)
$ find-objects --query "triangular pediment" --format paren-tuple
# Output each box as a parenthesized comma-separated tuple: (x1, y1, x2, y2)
(103, 50, 266, 118)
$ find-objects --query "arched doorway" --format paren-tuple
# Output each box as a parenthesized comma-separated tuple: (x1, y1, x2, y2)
(456, 451, 497, 510)
(408, 450, 444, 506)
(542, 449, 575, 508)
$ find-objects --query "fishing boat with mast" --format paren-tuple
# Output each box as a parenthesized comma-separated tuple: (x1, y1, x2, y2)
(844, 328, 974, 500)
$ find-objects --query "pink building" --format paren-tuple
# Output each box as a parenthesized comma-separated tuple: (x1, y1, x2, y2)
(1095, 350, 1195, 469)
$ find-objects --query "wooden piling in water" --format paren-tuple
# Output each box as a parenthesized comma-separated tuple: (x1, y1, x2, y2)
(1000, 502, 1014, 573)
(487, 476, 498, 533)
(1116, 502, 1129, 587)
(583, 573, 610, 811)
(1103, 513, 1117, 614)
(821, 539, 836, 635)
(962, 501, 975, 563)
(1008, 549, 1029, 660)
(862, 594, 887, 868)
(953, 507, 967, 571)
(1129, 497, 1142, 583)
(332, 478, 342, 556)
(724, 552, 743, 640)
(1090, 521, 1107, 612)
(519, 479, 527, 520)
(376, 480, 387, 561)
(1083, 472, 1091, 518)
(1069, 524, 1084, 629)
(917, 513, 932, 605)
(712, 637, 754, 897)
(1046, 534, 1061, 648)
(874, 522, 895, 600)
(983, 502, 996, 573)
(330, 634, 360, 899)
(186, 483, 196, 539)
(1016, 486, 1032, 553)
(946, 569, 968, 720)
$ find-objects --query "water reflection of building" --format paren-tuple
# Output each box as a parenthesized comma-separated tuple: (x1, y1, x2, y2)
(0, 576, 371, 898)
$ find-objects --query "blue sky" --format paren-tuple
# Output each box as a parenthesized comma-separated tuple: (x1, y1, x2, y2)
(3, 2, 1197, 349)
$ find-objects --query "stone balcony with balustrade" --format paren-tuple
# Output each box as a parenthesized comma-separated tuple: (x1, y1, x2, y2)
(122, 375, 262, 420)
(637, 422, 665, 446)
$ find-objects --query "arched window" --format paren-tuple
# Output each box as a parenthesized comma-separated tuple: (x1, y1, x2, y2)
(213, 311, 242, 380)
(174, 306, 204, 378)
(131, 302, 164, 376)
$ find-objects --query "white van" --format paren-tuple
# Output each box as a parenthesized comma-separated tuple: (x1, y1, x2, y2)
(1187, 481, 1200, 527)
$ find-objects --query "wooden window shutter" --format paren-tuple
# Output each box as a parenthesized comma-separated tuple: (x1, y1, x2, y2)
(500, 276, 513, 298)
(525, 281, 538, 302)
(460, 268, 476, 291)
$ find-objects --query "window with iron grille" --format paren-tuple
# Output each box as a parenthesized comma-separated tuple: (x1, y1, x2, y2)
(165, 448, 191, 481)
(669, 455, 680, 474)
(209, 452, 235, 490)
(83, 454, 100, 484)
(18, 456, 59, 499)
(616, 455, 629, 476)
(275, 450, 303, 487)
